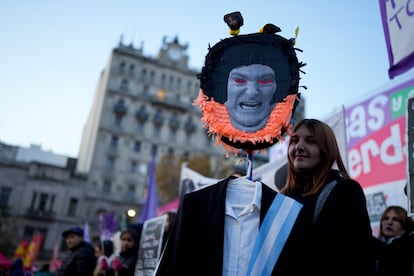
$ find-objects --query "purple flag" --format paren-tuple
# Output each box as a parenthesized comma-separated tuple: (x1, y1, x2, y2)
(99, 212, 118, 240)
(84, 220, 91, 242)
(139, 153, 159, 223)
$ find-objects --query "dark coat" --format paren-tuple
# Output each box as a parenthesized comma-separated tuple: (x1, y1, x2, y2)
(288, 172, 375, 276)
(9, 258, 24, 276)
(117, 248, 138, 276)
(57, 241, 96, 276)
(372, 232, 414, 276)
(154, 176, 307, 276)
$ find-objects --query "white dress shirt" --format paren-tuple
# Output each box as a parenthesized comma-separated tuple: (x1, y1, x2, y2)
(222, 177, 262, 276)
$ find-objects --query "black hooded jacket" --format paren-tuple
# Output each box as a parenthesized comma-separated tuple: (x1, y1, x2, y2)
(57, 241, 96, 276)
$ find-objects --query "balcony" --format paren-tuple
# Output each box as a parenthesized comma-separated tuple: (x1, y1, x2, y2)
(25, 208, 55, 221)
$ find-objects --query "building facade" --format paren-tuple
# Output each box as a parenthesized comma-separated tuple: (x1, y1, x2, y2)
(76, 36, 246, 234)
(0, 142, 86, 261)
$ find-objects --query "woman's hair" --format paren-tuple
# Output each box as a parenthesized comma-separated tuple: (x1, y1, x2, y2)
(378, 205, 414, 239)
(281, 118, 349, 196)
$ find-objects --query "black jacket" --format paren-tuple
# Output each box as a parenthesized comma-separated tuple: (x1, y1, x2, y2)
(287, 171, 375, 276)
(117, 248, 138, 276)
(372, 232, 414, 276)
(57, 241, 96, 276)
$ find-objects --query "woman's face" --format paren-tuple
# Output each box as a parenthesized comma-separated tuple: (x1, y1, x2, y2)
(381, 209, 406, 238)
(288, 125, 321, 172)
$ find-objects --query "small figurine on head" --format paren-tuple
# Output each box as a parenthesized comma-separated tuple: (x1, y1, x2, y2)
(196, 11, 305, 156)
(224, 11, 244, 35)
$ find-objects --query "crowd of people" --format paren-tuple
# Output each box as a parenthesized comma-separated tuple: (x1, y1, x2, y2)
(55, 212, 176, 276)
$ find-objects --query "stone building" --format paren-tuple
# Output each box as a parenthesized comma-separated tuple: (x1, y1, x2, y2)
(76, 36, 255, 235)
(0, 142, 86, 260)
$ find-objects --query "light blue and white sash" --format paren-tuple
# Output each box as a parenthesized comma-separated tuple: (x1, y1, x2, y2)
(247, 194, 302, 276)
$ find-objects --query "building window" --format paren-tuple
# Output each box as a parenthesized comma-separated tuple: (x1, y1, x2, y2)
(153, 108, 164, 126)
(134, 141, 141, 153)
(102, 180, 112, 194)
(49, 194, 55, 212)
(113, 99, 127, 127)
(30, 192, 37, 209)
(151, 145, 158, 155)
(176, 78, 182, 90)
(114, 117, 122, 127)
(169, 113, 180, 131)
(185, 134, 193, 143)
(106, 157, 115, 171)
(67, 198, 78, 216)
(120, 79, 129, 92)
(169, 76, 174, 89)
(142, 85, 149, 95)
(184, 116, 195, 132)
(184, 116, 196, 138)
(119, 61, 126, 73)
(169, 130, 177, 142)
(129, 64, 135, 77)
(153, 125, 161, 137)
(0, 187, 12, 208)
(110, 136, 118, 149)
(136, 106, 148, 121)
(38, 193, 48, 212)
(149, 71, 155, 82)
(187, 80, 192, 91)
(169, 113, 180, 141)
(160, 74, 166, 87)
(141, 68, 147, 80)
(27, 192, 54, 214)
(137, 121, 145, 133)
(126, 185, 135, 200)
(129, 161, 137, 174)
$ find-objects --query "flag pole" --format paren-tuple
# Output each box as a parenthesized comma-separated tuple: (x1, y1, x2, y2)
(138, 151, 159, 223)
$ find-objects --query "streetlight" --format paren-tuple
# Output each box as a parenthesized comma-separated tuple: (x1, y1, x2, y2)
(127, 209, 136, 222)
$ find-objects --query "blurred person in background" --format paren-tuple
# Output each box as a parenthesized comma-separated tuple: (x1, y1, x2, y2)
(56, 226, 96, 275)
(372, 205, 414, 276)
(110, 228, 139, 276)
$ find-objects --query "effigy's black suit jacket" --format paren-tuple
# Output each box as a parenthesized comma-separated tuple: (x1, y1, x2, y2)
(154, 176, 307, 276)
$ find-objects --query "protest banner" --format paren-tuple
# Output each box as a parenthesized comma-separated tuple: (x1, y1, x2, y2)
(135, 215, 166, 276)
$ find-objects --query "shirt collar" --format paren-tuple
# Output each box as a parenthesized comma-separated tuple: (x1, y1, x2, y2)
(225, 178, 262, 215)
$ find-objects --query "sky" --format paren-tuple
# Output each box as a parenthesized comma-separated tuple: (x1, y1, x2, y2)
(0, 1, 402, 158)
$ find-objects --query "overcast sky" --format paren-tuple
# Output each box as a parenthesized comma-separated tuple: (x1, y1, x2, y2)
(0, 1, 402, 157)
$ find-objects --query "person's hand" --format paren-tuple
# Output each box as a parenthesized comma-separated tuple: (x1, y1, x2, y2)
(99, 257, 109, 271)
(111, 257, 122, 271)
